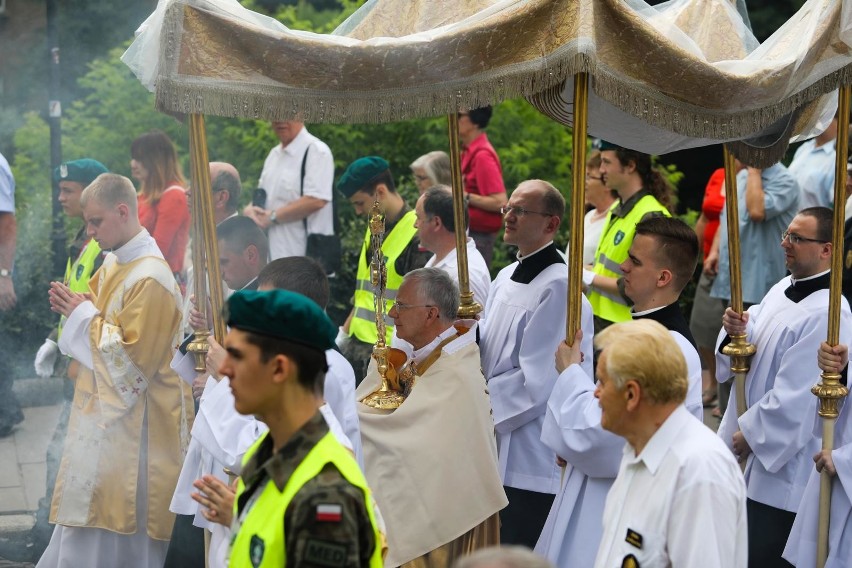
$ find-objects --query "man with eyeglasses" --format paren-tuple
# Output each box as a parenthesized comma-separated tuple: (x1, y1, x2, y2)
(480, 179, 595, 548)
(715, 207, 852, 567)
(355, 267, 506, 567)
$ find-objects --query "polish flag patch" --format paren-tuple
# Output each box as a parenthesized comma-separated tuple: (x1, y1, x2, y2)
(316, 504, 343, 522)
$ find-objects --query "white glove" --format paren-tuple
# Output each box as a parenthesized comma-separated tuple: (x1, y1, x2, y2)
(335, 327, 349, 350)
(34, 339, 60, 378)
(582, 269, 596, 287)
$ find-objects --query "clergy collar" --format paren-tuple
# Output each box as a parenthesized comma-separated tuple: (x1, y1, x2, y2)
(785, 269, 831, 303)
(632, 301, 697, 351)
(510, 242, 564, 284)
(516, 241, 555, 263)
(411, 325, 457, 365)
(112, 229, 154, 264)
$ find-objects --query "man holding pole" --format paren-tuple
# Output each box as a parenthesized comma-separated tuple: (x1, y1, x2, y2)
(784, 341, 851, 567)
(535, 215, 703, 567)
(480, 179, 594, 548)
(716, 206, 852, 567)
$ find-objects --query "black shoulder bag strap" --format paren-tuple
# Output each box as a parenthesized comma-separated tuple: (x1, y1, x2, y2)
(300, 145, 340, 234)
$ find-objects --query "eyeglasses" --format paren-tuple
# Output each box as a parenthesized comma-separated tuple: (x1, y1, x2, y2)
(500, 205, 553, 217)
(585, 174, 604, 182)
(781, 230, 828, 245)
(391, 301, 436, 311)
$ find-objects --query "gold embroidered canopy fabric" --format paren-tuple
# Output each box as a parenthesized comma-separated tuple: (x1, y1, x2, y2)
(124, 0, 852, 161)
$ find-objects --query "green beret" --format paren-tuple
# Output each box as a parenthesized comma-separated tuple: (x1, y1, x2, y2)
(226, 289, 336, 352)
(54, 159, 109, 186)
(336, 156, 389, 197)
(597, 140, 623, 152)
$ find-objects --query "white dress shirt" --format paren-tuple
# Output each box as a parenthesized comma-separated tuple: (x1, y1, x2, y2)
(595, 406, 747, 568)
(424, 236, 491, 308)
(259, 127, 334, 260)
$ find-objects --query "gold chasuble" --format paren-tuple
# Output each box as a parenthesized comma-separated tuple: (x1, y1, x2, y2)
(51, 231, 193, 540)
(356, 324, 507, 567)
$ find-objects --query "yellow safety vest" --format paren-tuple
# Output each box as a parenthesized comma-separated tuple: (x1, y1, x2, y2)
(230, 432, 384, 568)
(588, 194, 669, 324)
(350, 209, 418, 345)
(58, 238, 102, 337)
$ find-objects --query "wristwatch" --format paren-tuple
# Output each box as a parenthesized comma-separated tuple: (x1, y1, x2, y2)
(0, 268, 11, 278)
(268, 209, 278, 225)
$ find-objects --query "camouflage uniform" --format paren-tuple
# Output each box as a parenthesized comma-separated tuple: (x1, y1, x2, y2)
(235, 411, 376, 567)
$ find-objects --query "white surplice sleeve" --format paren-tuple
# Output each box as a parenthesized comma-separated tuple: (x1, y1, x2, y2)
(193, 377, 264, 472)
(739, 312, 849, 473)
(489, 283, 593, 435)
(541, 364, 624, 478)
(57, 300, 98, 370)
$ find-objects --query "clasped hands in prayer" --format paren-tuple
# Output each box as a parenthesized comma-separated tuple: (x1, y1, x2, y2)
(48, 281, 92, 318)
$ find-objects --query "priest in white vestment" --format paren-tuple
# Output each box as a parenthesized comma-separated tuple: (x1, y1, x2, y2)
(480, 180, 594, 548)
(40, 174, 194, 568)
(356, 268, 507, 567)
(717, 207, 852, 566)
(536, 216, 703, 566)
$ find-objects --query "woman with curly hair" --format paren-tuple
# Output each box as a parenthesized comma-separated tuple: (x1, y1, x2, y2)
(130, 130, 190, 281)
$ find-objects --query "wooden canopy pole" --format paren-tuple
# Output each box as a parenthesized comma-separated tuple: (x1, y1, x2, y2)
(720, 146, 756, 435)
(813, 84, 851, 568)
(566, 72, 589, 343)
(186, 113, 226, 374)
(447, 113, 482, 319)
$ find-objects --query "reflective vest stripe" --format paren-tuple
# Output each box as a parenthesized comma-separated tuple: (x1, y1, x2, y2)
(353, 307, 395, 329)
(230, 432, 384, 567)
(597, 253, 623, 275)
(355, 279, 399, 300)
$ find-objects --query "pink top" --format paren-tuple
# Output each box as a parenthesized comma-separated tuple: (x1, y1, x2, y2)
(137, 185, 190, 274)
(461, 132, 506, 233)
